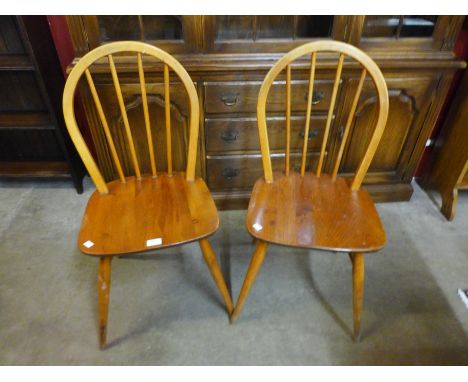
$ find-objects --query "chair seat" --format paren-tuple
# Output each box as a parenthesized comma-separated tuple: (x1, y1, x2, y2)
(246, 172, 386, 252)
(78, 173, 219, 255)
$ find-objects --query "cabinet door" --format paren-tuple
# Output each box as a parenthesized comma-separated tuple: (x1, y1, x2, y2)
(359, 15, 464, 51)
(80, 16, 202, 53)
(203, 15, 345, 53)
(79, 74, 192, 181)
(333, 73, 439, 185)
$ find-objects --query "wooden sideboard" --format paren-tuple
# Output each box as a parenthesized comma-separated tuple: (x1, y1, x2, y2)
(0, 16, 85, 191)
(65, 16, 466, 208)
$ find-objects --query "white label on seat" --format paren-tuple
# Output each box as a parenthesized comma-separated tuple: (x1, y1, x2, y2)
(146, 238, 162, 247)
(83, 240, 94, 248)
(253, 223, 263, 231)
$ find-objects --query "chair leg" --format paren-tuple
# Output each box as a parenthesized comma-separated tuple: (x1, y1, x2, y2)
(350, 252, 364, 342)
(199, 238, 234, 315)
(231, 240, 268, 323)
(98, 256, 112, 349)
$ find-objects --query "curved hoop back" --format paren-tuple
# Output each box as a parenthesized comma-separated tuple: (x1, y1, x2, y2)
(63, 41, 200, 194)
(257, 40, 389, 190)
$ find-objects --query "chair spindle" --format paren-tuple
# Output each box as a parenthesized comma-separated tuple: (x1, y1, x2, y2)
(300, 52, 316, 176)
(316, 53, 344, 177)
(332, 67, 367, 180)
(164, 64, 172, 176)
(285, 64, 291, 176)
(85, 68, 126, 183)
(108, 54, 141, 179)
(137, 53, 157, 177)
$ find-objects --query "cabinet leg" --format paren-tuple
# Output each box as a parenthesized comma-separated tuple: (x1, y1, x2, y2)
(441, 189, 457, 221)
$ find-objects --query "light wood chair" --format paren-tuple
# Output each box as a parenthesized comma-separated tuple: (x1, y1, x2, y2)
(63, 41, 233, 349)
(231, 41, 389, 341)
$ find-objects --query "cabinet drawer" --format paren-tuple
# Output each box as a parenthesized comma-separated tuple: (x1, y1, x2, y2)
(204, 80, 335, 114)
(206, 153, 320, 191)
(205, 114, 328, 153)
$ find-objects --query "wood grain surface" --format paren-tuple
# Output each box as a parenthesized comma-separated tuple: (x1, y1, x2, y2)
(246, 172, 386, 252)
(78, 173, 219, 255)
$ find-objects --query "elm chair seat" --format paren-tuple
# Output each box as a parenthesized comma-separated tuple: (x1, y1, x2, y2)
(246, 172, 386, 252)
(79, 173, 219, 255)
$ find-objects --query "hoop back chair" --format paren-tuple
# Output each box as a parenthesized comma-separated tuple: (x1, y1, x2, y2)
(231, 41, 389, 341)
(63, 41, 233, 349)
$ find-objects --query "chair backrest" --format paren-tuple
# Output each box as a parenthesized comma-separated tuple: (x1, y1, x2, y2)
(257, 40, 389, 190)
(63, 41, 200, 194)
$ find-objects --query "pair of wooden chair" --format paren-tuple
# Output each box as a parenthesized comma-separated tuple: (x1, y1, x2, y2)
(63, 41, 388, 349)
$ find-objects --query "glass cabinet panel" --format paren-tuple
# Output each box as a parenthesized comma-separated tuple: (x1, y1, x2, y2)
(256, 16, 295, 39)
(143, 16, 183, 40)
(97, 15, 183, 42)
(80, 15, 191, 53)
(216, 16, 255, 40)
(215, 15, 334, 42)
(296, 16, 334, 38)
(362, 16, 438, 39)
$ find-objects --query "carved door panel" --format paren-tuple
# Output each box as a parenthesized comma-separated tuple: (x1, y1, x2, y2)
(330, 73, 439, 184)
(80, 76, 191, 181)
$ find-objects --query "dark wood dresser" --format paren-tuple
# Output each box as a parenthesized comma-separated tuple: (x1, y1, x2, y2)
(0, 16, 85, 192)
(65, 16, 466, 207)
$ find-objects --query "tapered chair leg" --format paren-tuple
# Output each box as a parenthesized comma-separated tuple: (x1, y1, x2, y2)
(350, 252, 364, 342)
(98, 256, 112, 349)
(199, 238, 234, 315)
(231, 240, 268, 322)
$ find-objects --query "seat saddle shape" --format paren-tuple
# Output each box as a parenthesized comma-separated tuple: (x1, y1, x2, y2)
(246, 172, 386, 252)
(78, 172, 219, 255)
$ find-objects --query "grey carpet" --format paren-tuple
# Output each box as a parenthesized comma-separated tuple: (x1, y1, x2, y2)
(0, 177, 467, 365)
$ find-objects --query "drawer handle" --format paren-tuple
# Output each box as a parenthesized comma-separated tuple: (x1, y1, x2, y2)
(222, 168, 240, 179)
(304, 90, 325, 105)
(220, 92, 240, 106)
(221, 129, 239, 142)
(299, 129, 319, 140)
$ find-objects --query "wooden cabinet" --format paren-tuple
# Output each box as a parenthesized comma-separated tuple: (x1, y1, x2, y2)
(0, 16, 85, 191)
(65, 15, 466, 207)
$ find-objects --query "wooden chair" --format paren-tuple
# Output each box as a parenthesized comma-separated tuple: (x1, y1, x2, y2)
(231, 41, 389, 341)
(63, 41, 233, 349)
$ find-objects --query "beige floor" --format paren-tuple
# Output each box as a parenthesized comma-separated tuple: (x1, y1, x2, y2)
(0, 177, 467, 365)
